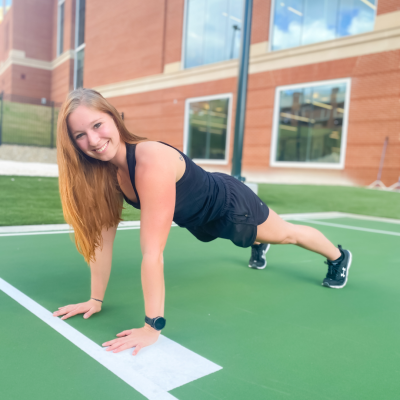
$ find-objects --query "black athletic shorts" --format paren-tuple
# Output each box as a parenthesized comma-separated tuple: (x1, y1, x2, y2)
(186, 173, 269, 248)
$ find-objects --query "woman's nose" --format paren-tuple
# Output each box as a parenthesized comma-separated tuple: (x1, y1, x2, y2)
(87, 131, 100, 147)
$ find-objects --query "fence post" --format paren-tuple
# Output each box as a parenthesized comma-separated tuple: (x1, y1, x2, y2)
(50, 101, 55, 148)
(0, 91, 3, 146)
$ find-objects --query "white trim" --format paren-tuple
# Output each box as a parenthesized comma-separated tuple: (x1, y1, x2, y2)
(183, 93, 233, 165)
(270, 77, 351, 170)
(0, 278, 222, 400)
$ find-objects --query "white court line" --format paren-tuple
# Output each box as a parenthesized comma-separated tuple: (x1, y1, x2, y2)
(1, 212, 399, 237)
(0, 221, 178, 237)
(293, 219, 400, 237)
(0, 277, 222, 400)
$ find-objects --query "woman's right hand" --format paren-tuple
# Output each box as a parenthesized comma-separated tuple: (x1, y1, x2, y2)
(52, 299, 102, 320)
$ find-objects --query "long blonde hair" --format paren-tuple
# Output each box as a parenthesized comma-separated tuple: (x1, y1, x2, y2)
(57, 88, 146, 264)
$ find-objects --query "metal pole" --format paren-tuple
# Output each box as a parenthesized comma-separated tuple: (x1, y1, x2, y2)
(377, 136, 389, 181)
(50, 101, 55, 148)
(0, 91, 3, 146)
(231, 0, 253, 181)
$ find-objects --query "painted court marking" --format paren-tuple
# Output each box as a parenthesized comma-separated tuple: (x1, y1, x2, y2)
(0, 277, 221, 400)
(293, 219, 400, 237)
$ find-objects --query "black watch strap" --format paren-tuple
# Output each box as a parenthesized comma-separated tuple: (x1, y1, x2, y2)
(145, 316, 166, 331)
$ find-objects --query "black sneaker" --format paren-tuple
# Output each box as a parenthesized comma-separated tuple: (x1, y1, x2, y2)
(248, 243, 270, 270)
(322, 245, 352, 289)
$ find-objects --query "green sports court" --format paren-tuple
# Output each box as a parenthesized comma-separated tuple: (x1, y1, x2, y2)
(1, 212, 399, 400)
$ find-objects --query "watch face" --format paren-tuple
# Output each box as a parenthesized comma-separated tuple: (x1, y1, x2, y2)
(154, 317, 166, 330)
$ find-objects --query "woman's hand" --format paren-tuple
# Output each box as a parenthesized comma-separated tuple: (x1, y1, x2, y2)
(52, 299, 102, 320)
(102, 325, 160, 356)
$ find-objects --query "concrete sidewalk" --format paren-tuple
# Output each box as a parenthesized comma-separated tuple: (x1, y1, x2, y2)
(0, 160, 59, 177)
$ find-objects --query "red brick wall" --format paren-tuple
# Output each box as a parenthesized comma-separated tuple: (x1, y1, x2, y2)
(164, 0, 185, 65)
(11, 65, 51, 99)
(377, 0, 400, 15)
(0, 67, 12, 94)
(84, 0, 167, 88)
(13, 0, 54, 61)
(252, 0, 271, 44)
(51, 59, 74, 103)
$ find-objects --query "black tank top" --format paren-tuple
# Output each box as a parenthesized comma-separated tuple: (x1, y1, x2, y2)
(122, 142, 226, 228)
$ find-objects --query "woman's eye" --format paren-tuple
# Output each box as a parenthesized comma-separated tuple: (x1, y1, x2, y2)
(76, 133, 84, 139)
(94, 123, 102, 129)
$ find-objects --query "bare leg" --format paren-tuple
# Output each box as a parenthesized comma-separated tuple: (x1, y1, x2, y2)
(256, 209, 341, 261)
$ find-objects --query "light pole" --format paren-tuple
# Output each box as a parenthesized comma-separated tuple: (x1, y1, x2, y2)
(231, 0, 253, 181)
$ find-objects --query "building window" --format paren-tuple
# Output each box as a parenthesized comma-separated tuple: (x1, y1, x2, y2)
(57, 0, 65, 56)
(74, 0, 86, 89)
(270, 79, 351, 168)
(183, 0, 243, 69)
(184, 94, 232, 163)
(270, 0, 377, 51)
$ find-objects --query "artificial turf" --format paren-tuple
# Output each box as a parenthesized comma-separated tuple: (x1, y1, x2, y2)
(0, 175, 399, 226)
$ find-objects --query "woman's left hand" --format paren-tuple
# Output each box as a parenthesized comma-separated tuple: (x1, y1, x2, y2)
(102, 325, 161, 356)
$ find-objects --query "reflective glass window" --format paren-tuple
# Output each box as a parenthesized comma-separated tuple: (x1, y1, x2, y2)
(58, 2, 65, 55)
(271, 0, 376, 51)
(186, 97, 230, 160)
(184, 0, 243, 69)
(77, 0, 85, 47)
(76, 49, 85, 89)
(274, 81, 348, 165)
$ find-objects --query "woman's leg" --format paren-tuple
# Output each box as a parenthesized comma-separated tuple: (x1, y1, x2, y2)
(256, 209, 341, 261)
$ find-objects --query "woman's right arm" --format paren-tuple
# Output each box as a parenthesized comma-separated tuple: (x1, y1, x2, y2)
(53, 225, 117, 320)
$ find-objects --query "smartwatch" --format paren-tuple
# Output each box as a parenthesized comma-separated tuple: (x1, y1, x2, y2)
(145, 316, 166, 331)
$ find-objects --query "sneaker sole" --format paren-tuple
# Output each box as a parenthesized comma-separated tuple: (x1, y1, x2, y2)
(248, 244, 271, 270)
(322, 250, 352, 289)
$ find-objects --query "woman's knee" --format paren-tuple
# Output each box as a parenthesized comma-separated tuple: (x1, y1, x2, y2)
(279, 224, 299, 245)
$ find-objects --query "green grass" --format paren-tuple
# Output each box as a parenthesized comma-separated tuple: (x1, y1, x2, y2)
(0, 175, 399, 226)
(1, 101, 59, 147)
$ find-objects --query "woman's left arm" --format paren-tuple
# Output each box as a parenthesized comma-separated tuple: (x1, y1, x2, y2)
(102, 142, 176, 356)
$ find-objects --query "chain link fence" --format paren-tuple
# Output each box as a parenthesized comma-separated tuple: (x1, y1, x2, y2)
(0, 92, 62, 148)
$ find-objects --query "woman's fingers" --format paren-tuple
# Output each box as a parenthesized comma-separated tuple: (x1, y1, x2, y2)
(132, 345, 142, 356)
(83, 307, 96, 319)
(112, 341, 138, 354)
(60, 308, 81, 320)
(116, 330, 131, 337)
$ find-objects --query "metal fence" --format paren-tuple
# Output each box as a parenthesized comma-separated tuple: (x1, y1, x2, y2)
(0, 92, 62, 148)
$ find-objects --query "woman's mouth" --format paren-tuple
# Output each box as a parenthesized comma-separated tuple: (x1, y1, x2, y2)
(95, 141, 109, 153)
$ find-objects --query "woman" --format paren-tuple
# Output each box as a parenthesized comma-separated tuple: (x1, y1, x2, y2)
(53, 88, 352, 356)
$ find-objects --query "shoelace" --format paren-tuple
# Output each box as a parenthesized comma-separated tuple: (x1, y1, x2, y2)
(324, 245, 344, 279)
(324, 260, 340, 279)
(251, 246, 260, 261)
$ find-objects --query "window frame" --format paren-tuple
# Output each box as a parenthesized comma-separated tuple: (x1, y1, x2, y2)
(73, 0, 85, 89)
(268, 0, 379, 52)
(56, 0, 65, 57)
(183, 93, 233, 165)
(269, 78, 352, 170)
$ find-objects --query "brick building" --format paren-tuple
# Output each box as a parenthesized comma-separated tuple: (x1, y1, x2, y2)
(0, 0, 399, 185)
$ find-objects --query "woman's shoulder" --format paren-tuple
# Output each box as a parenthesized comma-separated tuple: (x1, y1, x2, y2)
(135, 141, 176, 166)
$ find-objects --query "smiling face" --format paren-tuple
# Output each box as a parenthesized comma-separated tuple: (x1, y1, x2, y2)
(68, 105, 121, 161)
